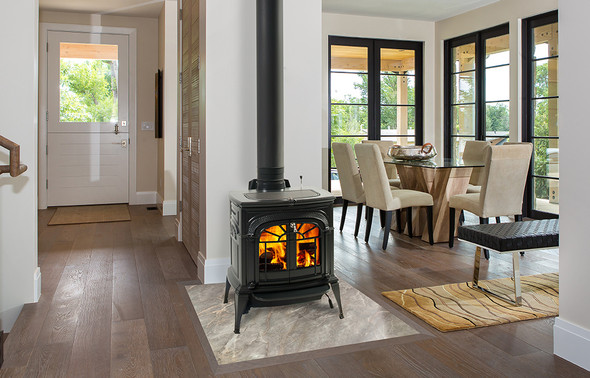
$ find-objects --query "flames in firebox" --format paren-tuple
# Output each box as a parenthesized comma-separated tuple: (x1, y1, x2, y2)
(259, 224, 320, 271)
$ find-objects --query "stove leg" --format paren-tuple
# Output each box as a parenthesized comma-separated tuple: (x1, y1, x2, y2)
(330, 281, 344, 319)
(234, 292, 249, 334)
(223, 277, 231, 304)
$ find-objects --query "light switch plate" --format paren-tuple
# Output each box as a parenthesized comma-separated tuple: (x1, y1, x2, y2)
(141, 121, 154, 131)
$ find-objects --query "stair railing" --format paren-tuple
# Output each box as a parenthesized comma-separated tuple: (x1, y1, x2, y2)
(0, 135, 27, 177)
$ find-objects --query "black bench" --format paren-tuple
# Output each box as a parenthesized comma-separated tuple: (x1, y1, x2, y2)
(458, 219, 559, 305)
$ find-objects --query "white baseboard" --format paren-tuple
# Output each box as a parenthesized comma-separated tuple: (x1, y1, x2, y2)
(156, 192, 176, 216)
(161, 200, 177, 216)
(554, 317, 590, 372)
(197, 252, 230, 284)
(131, 191, 156, 205)
(33, 267, 41, 302)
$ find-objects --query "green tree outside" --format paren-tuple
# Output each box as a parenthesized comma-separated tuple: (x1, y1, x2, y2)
(60, 59, 118, 122)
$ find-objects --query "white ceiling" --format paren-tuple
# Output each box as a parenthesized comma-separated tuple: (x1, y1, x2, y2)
(39, 0, 167, 18)
(322, 0, 501, 22)
(39, 0, 500, 21)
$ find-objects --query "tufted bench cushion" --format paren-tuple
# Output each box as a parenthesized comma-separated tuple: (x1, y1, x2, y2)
(458, 219, 559, 252)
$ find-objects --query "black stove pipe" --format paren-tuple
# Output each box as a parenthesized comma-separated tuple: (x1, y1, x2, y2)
(250, 0, 287, 191)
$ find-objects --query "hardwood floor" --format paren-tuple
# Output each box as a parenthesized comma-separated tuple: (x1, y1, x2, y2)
(1, 205, 587, 377)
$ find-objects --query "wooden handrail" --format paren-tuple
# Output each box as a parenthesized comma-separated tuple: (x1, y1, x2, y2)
(0, 135, 27, 177)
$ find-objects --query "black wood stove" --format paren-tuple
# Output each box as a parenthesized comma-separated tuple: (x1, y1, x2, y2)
(223, 0, 343, 334)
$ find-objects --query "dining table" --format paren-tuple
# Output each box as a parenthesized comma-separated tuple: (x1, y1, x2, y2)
(385, 156, 484, 243)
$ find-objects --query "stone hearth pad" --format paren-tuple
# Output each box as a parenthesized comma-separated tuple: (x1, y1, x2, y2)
(185, 280, 422, 367)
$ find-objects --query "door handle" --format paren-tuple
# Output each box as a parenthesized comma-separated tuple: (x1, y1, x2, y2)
(112, 140, 127, 148)
(182, 137, 192, 157)
(114, 123, 119, 135)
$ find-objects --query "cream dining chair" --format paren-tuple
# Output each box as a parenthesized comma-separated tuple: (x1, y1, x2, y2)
(448, 143, 533, 258)
(462, 140, 491, 194)
(332, 143, 366, 237)
(355, 143, 434, 249)
(361, 140, 401, 188)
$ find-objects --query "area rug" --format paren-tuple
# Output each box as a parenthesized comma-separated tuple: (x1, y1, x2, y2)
(48, 204, 130, 225)
(382, 273, 558, 332)
(184, 280, 427, 370)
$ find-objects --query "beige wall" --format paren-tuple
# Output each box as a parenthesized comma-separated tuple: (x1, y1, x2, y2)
(434, 0, 557, 156)
(157, 9, 165, 201)
(157, 1, 178, 216)
(40, 10, 160, 194)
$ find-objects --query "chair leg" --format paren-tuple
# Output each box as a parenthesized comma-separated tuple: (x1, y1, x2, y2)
(340, 199, 349, 232)
(379, 210, 385, 228)
(449, 207, 455, 248)
(480, 217, 490, 259)
(515, 215, 524, 255)
(495, 216, 501, 224)
(459, 210, 465, 226)
(396, 210, 402, 233)
(427, 206, 434, 245)
(365, 207, 374, 243)
(406, 207, 413, 238)
(354, 203, 363, 238)
(382, 211, 393, 249)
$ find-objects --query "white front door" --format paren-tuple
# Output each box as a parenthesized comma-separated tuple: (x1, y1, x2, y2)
(47, 31, 129, 206)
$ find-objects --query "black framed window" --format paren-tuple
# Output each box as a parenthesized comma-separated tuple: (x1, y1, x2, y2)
(329, 36, 423, 192)
(444, 24, 509, 160)
(522, 11, 559, 218)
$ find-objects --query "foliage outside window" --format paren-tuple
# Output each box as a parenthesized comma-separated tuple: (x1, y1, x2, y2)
(59, 42, 119, 123)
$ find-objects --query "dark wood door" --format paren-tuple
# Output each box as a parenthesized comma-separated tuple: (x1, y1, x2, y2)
(181, 0, 202, 267)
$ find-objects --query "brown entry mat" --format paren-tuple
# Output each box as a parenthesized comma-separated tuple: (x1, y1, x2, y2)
(48, 204, 131, 226)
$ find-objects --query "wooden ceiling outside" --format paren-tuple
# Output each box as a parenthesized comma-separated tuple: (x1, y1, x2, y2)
(60, 42, 118, 60)
(331, 45, 415, 72)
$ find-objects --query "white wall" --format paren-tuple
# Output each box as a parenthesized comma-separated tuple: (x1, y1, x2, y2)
(435, 0, 557, 156)
(0, 0, 40, 331)
(202, 0, 323, 282)
(322, 13, 436, 188)
(554, 0, 590, 371)
(157, 1, 178, 216)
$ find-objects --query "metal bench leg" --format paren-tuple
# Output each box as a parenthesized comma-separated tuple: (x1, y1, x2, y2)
(473, 246, 482, 287)
(513, 252, 522, 305)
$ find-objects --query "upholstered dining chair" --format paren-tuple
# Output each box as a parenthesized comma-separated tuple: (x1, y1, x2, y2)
(448, 143, 533, 258)
(355, 143, 434, 249)
(332, 143, 366, 237)
(361, 139, 401, 188)
(462, 140, 491, 194)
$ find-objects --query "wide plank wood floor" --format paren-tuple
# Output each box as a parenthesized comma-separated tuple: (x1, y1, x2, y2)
(1, 205, 587, 377)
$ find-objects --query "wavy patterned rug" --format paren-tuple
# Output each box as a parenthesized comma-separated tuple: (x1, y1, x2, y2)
(382, 273, 558, 332)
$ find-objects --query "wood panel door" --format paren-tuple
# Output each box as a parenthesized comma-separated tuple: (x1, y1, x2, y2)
(181, 0, 202, 266)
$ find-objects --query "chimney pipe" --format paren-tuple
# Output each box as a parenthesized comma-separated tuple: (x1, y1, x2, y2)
(250, 0, 286, 191)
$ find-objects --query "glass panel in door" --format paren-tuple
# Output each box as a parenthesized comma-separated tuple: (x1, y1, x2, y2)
(330, 44, 369, 195)
(59, 42, 119, 123)
(531, 21, 559, 215)
(379, 48, 415, 146)
(450, 42, 476, 160)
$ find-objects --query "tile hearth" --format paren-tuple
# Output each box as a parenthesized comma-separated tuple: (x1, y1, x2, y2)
(185, 280, 421, 366)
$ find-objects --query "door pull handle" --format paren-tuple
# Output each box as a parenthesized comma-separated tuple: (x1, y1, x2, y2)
(114, 123, 119, 135)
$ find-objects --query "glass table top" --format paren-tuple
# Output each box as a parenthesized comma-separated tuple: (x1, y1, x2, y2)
(384, 156, 484, 169)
